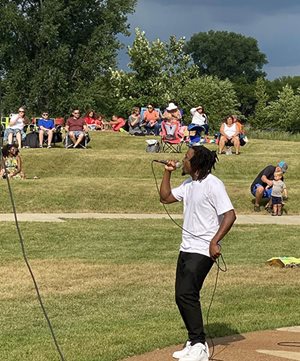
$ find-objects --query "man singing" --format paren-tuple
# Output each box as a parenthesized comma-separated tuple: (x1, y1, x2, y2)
(159, 146, 236, 361)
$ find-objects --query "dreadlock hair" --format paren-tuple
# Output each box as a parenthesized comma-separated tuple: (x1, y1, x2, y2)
(190, 145, 218, 181)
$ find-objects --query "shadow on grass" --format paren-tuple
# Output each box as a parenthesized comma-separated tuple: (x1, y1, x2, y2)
(250, 198, 289, 214)
(206, 322, 245, 361)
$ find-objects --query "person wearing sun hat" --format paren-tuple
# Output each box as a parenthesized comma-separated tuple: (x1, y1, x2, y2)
(190, 105, 209, 139)
(250, 160, 288, 212)
(163, 102, 182, 122)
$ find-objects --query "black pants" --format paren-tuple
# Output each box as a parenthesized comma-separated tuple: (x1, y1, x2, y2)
(175, 252, 214, 345)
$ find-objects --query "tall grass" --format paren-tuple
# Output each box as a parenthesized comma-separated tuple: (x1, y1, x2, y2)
(248, 129, 300, 141)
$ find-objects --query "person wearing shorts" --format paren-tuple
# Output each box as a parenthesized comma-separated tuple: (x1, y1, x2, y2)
(65, 109, 88, 148)
(5, 107, 27, 149)
(268, 171, 287, 216)
(250, 161, 288, 212)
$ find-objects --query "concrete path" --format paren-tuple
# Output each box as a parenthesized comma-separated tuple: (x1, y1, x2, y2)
(0, 213, 300, 224)
(122, 326, 300, 361)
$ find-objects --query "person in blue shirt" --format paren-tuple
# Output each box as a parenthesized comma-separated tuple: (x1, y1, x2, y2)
(37, 112, 56, 148)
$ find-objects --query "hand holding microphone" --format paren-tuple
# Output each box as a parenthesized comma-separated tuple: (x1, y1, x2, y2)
(153, 159, 181, 171)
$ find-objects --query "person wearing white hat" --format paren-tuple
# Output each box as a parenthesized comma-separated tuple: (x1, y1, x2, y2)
(190, 106, 209, 139)
(163, 102, 182, 121)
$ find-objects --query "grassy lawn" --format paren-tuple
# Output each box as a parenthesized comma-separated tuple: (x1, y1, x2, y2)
(0, 132, 299, 360)
(0, 132, 299, 214)
(0, 220, 299, 361)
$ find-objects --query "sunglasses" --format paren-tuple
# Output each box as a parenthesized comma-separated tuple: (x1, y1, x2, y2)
(18, 110, 25, 113)
(43, 113, 49, 116)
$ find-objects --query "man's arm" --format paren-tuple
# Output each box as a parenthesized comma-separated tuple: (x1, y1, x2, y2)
(9, 115, 18, 126)
(282, 183, 288, 198)
(209, 209, 236, 260)
(64, 118, 70, 132)
(159, 162, 178, 204)
(261, 174, 273, 187)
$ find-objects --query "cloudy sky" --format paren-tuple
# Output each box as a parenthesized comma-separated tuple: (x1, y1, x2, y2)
(118, 0, 300, 80)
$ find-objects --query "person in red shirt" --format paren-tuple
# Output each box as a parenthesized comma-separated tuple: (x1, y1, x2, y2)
(84, 110, 103, 131)
(106, 115, 126, 132)
(142, 104, 161, 135)
(65, 109, 88, 148)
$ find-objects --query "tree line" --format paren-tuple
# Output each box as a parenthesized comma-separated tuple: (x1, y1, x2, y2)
(0, 0, 299, 132)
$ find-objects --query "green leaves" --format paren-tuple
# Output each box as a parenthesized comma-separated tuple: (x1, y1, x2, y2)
(264, 85, 300, 132)
(110, 28, 198, 113)
(0, 0, 137, 115)
(179, 76, 240, 130)
(185, 30, 268, 83)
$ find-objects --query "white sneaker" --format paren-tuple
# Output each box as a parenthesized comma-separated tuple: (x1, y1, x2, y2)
(173, 341, 191, 359)
(173, 342, 209, 359)
(179, 342, 209, 361)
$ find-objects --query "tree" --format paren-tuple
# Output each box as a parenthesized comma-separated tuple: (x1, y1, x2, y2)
(110, 28, 198, 115)
(266, 76, 300, 101)
(0, 0, 136, 115)
(185, 30, 268, 83)
(251, 77, 269, 129)
(264, 85, 299, 132)
(178, 76, 240, 131)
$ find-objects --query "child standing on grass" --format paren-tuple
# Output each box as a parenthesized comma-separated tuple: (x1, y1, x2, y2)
(268, 171, 287, 216)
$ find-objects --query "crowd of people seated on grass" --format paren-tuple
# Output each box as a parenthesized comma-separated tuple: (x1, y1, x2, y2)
(1, 103, 249, 152)
(1, 106, 290, 219)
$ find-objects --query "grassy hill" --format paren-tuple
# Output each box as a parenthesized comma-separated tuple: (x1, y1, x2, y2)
(1, 131, 299, 214)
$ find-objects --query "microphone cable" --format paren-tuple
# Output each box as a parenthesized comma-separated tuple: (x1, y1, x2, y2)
(1, 147, 66, 361)
(151, 160, 228, 360)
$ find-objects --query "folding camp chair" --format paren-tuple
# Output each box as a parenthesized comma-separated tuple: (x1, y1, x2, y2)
(160, 119, 183, 153)
(64, 132, 90, 149)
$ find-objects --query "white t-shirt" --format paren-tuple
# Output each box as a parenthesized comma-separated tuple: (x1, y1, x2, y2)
(171, 174, 234, 257)
(9, 114, 25, 130)
(190, 108, 208, 126)
(224, 123, 236, 138)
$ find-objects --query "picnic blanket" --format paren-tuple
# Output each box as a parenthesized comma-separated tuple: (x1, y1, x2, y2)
(266, 257, 300, 268)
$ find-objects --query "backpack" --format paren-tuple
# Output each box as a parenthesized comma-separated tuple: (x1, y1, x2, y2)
(146, 139, 160, 153)
(24, 132, 39, 148)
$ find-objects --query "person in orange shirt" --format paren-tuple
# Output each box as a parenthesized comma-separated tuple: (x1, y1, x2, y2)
(142, 104, 161, 135)
(232, 115, 243, 134)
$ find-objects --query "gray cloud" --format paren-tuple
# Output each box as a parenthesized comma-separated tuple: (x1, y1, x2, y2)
(119, 0, 300, 79)
(148, 0, 300, 14)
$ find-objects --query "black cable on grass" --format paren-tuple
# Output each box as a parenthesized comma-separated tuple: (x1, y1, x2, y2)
(151, 160, 228, 360)
(1, 148, 66, 361)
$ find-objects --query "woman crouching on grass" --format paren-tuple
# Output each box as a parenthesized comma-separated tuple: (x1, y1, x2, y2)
(0, 143, 25, 179)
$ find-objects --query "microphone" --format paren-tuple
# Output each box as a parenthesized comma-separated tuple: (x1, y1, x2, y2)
(153, 159, 182, 169)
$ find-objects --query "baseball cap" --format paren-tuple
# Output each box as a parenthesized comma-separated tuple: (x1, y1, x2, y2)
(278, 161, 288, 173)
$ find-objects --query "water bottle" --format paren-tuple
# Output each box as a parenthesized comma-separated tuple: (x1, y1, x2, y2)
(226, 147, 232, 155)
